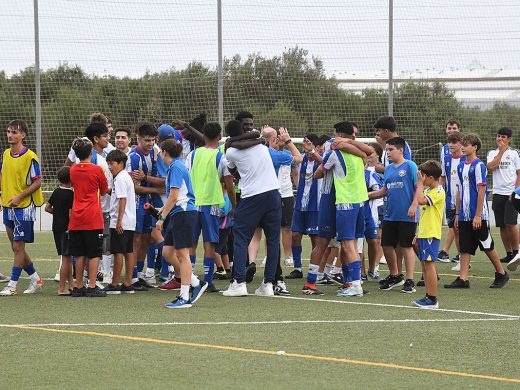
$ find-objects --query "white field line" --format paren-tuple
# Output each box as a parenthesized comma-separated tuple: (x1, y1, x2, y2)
(271, 295, 520, 319)
(0, 317, 517, 328)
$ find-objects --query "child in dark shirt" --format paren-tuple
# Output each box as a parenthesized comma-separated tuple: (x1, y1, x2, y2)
(45, 166, 74, 295)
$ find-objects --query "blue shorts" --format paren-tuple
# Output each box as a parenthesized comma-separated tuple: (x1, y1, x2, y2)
(164, 211, 197, 249)
(3, 208, 34, 243)
(377, 204, 385, 228)
(291, 210, 319, 236)
(135, 203, 152, 234)
(417, 238, 441, 261)
(318, 193, 336, 238)
(336, 204, 365, 241)
(364, 203, 378, 240)
(192, 212, 220, 244)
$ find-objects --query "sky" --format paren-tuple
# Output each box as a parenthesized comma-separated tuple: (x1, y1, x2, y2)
(1, 0, 519, 102)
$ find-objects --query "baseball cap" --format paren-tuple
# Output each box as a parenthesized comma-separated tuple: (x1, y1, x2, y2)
(157, 124, 175, 140)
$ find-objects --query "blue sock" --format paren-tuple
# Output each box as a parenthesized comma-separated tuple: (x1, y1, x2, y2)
(306, 264, 319, 284)
(190, 255, 196, 272)
(349, 260, 362, 282)
(203, 257, 214, 284)
(136, 260, 144, 273)
(146, 242, 157, 270)
(132, 266, 138, 279)
(72, 256, 76, 268)
(342, 264, 352, 284)
(292, 245, 303, 270)
(23, 263, 36, 276)
(10, 266, 23, 282)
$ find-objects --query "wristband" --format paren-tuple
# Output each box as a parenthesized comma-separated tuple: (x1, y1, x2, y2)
(284, 139, 292, 145)
(159, 215, 166, 221)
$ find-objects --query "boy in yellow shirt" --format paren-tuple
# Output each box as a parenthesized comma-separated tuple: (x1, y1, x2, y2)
(413, 160, 445, 308)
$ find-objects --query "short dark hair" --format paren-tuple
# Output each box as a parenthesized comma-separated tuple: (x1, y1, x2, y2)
(374, 116, 397, 132)
(419, 160, 442, 180)
(135, 122, 157, 138)
(71, 137, 92, 160)
(447, 132, 464, 143)
(225, 120, 244, 137)
(106, 149, 128, 166)
(7, 119, 29, 135)
(161, 138, 183, 158)
(202, 122, 222, 140)
(445, 119, 461, 129)
(235, 111, 253, 121)
(461, 133, 482, 152)
(369, 142, 383, 159)
(386, 136, 406, 150)
(89, 112, 108, 125)
(305, 133, 319, 146)
(497, 127, 513, 138)
(84, 122, 108, 143)
(57, 166, 71, 184)
(317, 134, 331, 146)
(115, 127, 131, 138)
(189, 112, 208, 131)
(333, 121, 355, 137)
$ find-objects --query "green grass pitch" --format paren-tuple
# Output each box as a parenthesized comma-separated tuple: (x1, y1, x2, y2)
(1, 229, 519, 389)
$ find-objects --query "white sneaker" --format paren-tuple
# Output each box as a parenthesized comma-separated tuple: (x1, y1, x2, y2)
(53, 270, 60, 282)
(143, 274, 157, 286)
(261, 257, 267, 267)
(379, 256, 387, 265)
(23, 278, 44, 294)
(222, 281, 248, 297)
(0, 285, 16, 296)
(284, 256, 294, 267)
(102, 272, 113, 284)
(507, 253, 520, 272)
(95, 281, 105, 290)
(255, 282, 274, 296)
(0, 273, 10, 283)
(336, 284, 363, 297)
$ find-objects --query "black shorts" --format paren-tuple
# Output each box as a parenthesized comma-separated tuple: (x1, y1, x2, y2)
(53, 230, 71, 256)
(281, 196, 295, 227)
(492, 194, 518, 228)
(69, 230, 103, 259)
(446, 208, 457, 229)
(215, 227, 231, 255)
(381, 220, 417, 248)
(110, 229, 134, 254)
(164, 211, 197, 249)
(458, 220, 494, 255)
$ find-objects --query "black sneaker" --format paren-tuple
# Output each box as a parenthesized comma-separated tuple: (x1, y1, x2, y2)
(70, 286, 86, 297)
(120, 284, 135, 294)
(137, 278, 155, 289)
(437, 250, 450, 262)
(132, 281, 149, 291)
(444, 277, 470, 289)
(490, 272, 509, 288)
(302, 284, 324, 295)
(500, 253, 513, 264)
(86, 286, 107, 297)
(379, 274, 404, 291)
(417, 275, 425, 287)
(401, 279, 416, 294)
(329, 272, 343, 285)
(245, 262, 257, 283)
(361, 274, 368, 282)
(285, 270, 304, 279)
(274, 281, 290, 296)
(379, 274, 392, 285)
(215, 270, 232, 280)
(104, 284, 122, 295)
(206, 283, 220, 293)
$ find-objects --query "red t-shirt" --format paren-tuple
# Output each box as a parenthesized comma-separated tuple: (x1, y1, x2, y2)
(68, 162, 109, 231)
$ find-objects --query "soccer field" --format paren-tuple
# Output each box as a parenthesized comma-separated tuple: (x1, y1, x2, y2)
(1, 230, 519, 389)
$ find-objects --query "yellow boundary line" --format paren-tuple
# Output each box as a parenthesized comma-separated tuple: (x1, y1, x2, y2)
(4, 325, 520, 384)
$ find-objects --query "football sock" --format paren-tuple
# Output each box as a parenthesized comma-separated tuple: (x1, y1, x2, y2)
(180, 285, 190, 301)
(8, 266, 23, 288)
(349, 260, 362, 284)
(292, 245, 303, 271)
(306, 263, 319, 285)
(190, 255, 196, 272)
(342, 264, 352, 284)
(203, 257, 214, 284)
(324, 263, 332, 276)
(191, 273, 200, 287)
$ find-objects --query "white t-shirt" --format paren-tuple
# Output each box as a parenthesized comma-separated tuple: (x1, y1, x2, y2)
(278, 164, 294, 198)
(487, 148, 520, 195)
(68, 142, 115, 162)
(75, 150, 113, 213)
(225, 144, 280, 198)
(109, 170, 136, 231)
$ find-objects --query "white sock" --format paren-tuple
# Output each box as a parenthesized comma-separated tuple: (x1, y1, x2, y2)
(324, 264, 332, 275)
(145, 268, 155, 277)
(137, 271, 145, 279)
(191, 273, 200, 287)
(332, 266, 342, 274)
(7, 280, 17, 288)
(131, 278, 139, 284)
(317, 272, 324, 279)
(168, 265, 174, 273)
(102, 255, 112, 274)
(180, 285, 190, 300)
(352, 280, 361, 287)
(29, 272, 40, 283)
